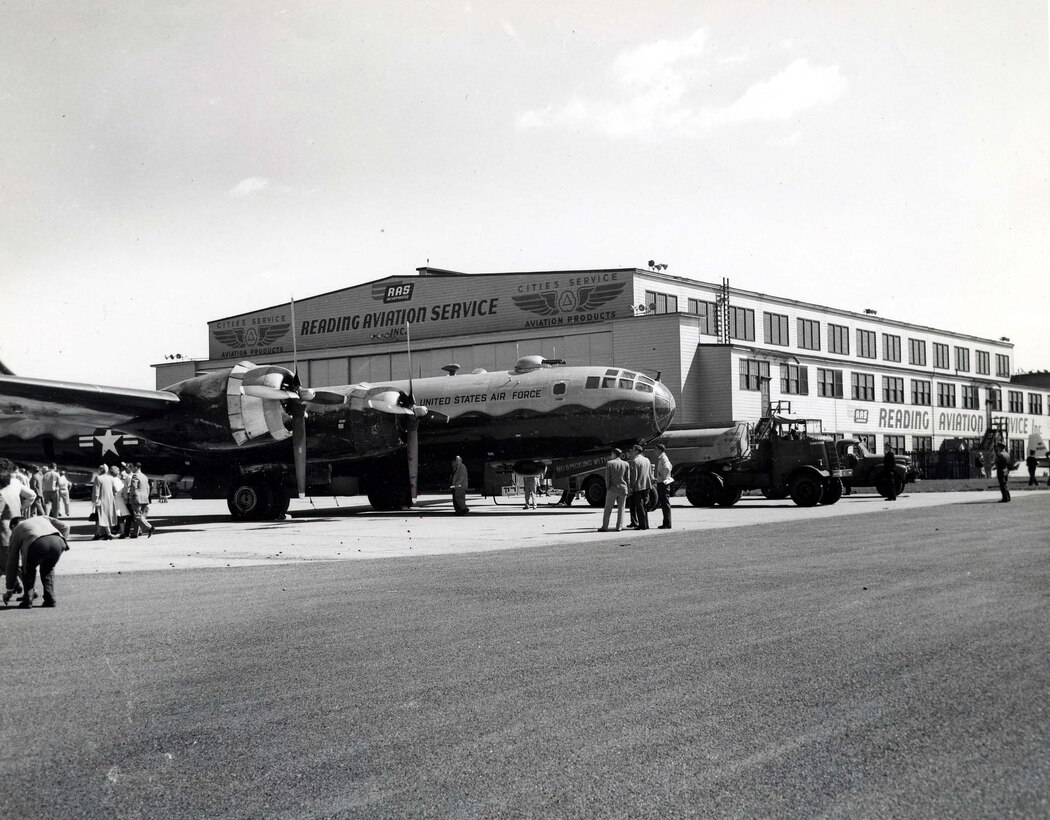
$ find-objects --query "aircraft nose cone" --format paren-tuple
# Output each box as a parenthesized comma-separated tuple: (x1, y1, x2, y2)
(653, 382, 676, 433)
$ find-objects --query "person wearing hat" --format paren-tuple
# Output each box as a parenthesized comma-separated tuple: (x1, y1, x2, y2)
(654, 443, 674, 529)
(1026, 450, 1039, 486)
(598, 448, 629, 531)
(994, 442, 1011, 502)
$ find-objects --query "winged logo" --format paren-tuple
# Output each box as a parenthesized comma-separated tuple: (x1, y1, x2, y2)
(512, 282, 625, 317)
(213, 323, 291, 350)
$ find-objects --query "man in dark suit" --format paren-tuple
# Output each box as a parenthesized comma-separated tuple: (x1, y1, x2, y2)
(883, 444, 898, 501)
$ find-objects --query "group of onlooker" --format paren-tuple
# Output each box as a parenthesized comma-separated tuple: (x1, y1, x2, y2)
(90, 463, 157, 540)
(4, 463, 73, 518)
(598, 442, 673, 532)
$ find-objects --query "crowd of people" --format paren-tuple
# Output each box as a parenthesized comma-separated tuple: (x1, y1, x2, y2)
(0, 458, 162, 609)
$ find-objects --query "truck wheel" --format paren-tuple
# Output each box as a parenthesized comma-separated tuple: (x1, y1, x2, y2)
(821, 478, 843, 505)
(582, 476, 606, 507)
(686, 474, 722, 507)
(789, 474, 824, 507)
(874, 472, 905, 499)
(717, 487, 743, 507)
(760, 488, 789, 500)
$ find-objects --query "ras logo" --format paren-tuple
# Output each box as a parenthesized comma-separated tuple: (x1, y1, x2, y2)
(854, 409, 869, 424)
(213, 323, 291, 349)
(512, 282, 625, 317)
(371, 282, 414, 304)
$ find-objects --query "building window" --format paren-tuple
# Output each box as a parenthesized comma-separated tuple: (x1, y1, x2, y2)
(739, 359, 769, 391)
(933, 343, 949, 369)
(882, 334, 901, 363)
(975, 350, 990, 375)
(797, 318, 820, 351)
(911, 379, 931, 406)
(996, 354, 1010, 377)
(828, 323, 850, 355)
(857, 329, 876, 359)
(764, 312, 789, 346)
(688, 299, 717, 335)
(988, 388, 1001, 411)
(913, 436, 932, 451)
(729, 306, 755, 341)
(885, 435, 906, 452)
(1008, 390, 1023, 413)
(852, 372, 875, 401)
(962, 385, 979, 410)
(1010, 439, 1025, 463)
(1030, 394, 1043, 415)
(817, 368, 843, 398)
(909, 338, 926, 366)
(781, 363, 809, 395)
(954, 346, 970, 373)
(937, 383, 956, 408)
(882, 376, 904, 403)
(854, 433, 876, 450)
(645, 290, 678, 314)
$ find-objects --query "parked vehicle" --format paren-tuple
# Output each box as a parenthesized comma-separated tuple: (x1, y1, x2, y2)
(836, 439, 917, 498)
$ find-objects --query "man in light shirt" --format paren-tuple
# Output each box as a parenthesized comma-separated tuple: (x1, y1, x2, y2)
(1, 458, 38, 595)
(654, 443, 674, 530)
(4, 515, 70, 608)
(41, 462, 61, 517)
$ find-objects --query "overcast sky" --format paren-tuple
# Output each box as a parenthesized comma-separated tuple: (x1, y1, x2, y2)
(2, 1, 1047, 388)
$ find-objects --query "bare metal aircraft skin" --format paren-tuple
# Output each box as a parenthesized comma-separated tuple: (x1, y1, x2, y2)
(0, 355, 675, 518)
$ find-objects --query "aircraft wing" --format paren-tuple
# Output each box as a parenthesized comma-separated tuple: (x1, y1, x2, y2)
(0, 375, 180, 440)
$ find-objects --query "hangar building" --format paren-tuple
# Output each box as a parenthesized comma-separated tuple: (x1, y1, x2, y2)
(154, 266, 1047, 465)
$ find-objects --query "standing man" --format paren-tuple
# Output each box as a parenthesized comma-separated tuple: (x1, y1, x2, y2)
(995, 443, 1011, 502)
(91, 464, 119, 540)
(3, 515, 69, 608)
(56, 470, 71, 517)
(628, 444, 653, 530)
(41, 463, 60, 517)
(883, 444, 898, 501)
(655, 443, 673, 529)
(0, 459, 37, 595)
(128, 463, 156, 537)
(1026, 450, 1038, 487)
(522, 474, 538, 510)
(598, 448, 629, 532)
(29, 466, 46, 516)
(450, 455, 470, 515)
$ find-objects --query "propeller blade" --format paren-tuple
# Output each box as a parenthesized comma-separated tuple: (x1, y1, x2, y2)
(291, 405, 307, 499)
(242, 385, 299, 401)
(406, 417, 419, 503)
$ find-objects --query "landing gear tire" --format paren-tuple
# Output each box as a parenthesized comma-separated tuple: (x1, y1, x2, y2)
(789, 474, 824, 507)
(820, 478, 843, 505)
(686, 473, 722, 507)
(582, 476, 606, 508)
(228, 479, 276, 521)
(367, 486, 410, 512)
(875, 473, 905, 499)
(760, 488, 789, 500)
(717, 487, 743, 507)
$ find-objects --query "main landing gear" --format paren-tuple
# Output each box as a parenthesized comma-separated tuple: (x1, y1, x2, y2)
(227, 477, 290, 521)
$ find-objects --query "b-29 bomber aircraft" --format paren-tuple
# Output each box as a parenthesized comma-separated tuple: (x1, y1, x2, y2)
(0, 354, 675, 520)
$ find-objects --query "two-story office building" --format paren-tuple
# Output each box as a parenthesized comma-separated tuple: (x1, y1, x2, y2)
(154, 266, 1047, 462)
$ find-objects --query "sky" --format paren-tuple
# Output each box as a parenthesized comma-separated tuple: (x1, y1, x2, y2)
(2, 1, 1048, 389)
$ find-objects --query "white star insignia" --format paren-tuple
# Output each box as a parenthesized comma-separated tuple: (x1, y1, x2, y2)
(94, 430, 122, 456)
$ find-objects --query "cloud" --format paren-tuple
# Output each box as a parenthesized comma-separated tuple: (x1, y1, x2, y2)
(516, 31, 846, 140)
(710, 59, 847, 125)
(229, 177, 271, 197)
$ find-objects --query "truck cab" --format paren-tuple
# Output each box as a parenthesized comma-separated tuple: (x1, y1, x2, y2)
(836, 439, 917, 498)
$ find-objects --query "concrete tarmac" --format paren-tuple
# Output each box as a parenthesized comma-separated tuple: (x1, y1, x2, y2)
(1, 491, 1048, 817)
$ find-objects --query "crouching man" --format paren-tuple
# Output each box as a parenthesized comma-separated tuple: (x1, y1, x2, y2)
(4, 516, 70, 609)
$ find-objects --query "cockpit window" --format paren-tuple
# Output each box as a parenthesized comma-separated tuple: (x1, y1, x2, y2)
(585, 376, 600, 389)
(637, 376, 656, 387)
(605, 369, 619, 377)
(634, 382, 654, 393)
(621, 371, 637, 380)
(602, 376, 617, 388)
(618, 378, 632, 390)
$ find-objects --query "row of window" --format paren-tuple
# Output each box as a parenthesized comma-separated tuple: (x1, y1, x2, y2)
(647, 290, 1012, 377)
(845, 435, 1027, 461)
(738, 359, 1047, 411)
